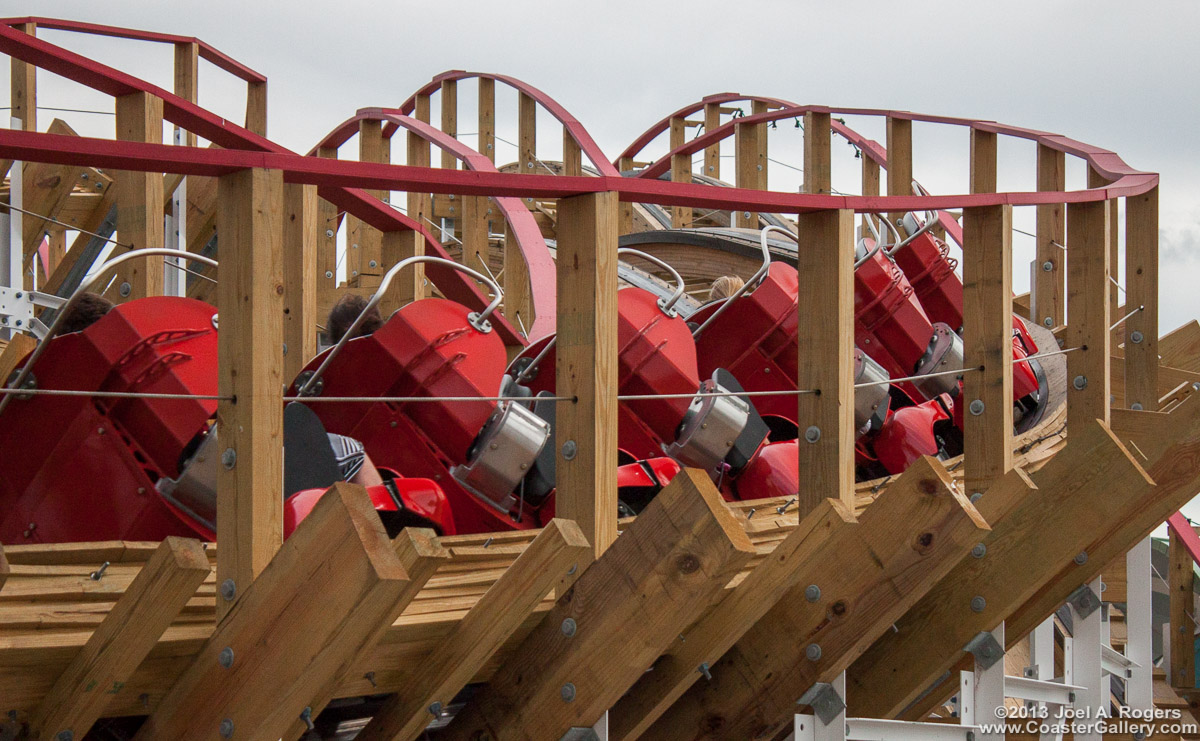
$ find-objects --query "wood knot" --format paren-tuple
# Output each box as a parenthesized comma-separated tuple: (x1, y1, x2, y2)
(914, 532, 935, 553)
(676, 554, 701, 574)
(919, 479, 939, 494)
(831, 600, 847, 616)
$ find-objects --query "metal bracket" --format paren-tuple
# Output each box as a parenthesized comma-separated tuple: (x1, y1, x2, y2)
(559, 729, 600, 741)
(1066, 583, 1101, 619)
(0, 286, 64, 339)
(963, 631, 1004, 671)
(797, 682, 846, 725)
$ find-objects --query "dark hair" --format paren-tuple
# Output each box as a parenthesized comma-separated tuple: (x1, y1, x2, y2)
(59, 292, 114, 334)
(327, 293, 383, 343)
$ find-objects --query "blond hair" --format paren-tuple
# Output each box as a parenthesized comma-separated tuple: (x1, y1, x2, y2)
(709, 275, 745, 301)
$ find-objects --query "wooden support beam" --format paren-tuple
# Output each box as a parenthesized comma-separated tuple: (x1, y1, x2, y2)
(27, 538, 210, 741)
(440, 79, 458, 170)
(670, 116, 692, 228)
(115, 91, 165, 299)
(886, 116, 913, 228)
(315, 147, 338, 292)
(345, 119, 389, 285)
(647, 456, 987, 740)
(803, 111, 832, 194)
(554, 191, 618, 558)
(355, 520, 591, 741)
(281, 528, 448, 741)
(609, 499, 857, 740)
(563, 129, 582, 177)
(478, 77, 495, 163)
(440, 469, 756, 740)
(1066, 199, 1112, 426)
(405, 108, 430, 304)
(215, 167, 284, 620)
(244, 81, 267, 138)
(10, 21, 36, 132)
(40, 178, 116, 297)
(847, 420, 1153, 718)
(0, 332, 34, 386)
(617, 156, 634, 235)
(380, 229, 424, 317)
(1125, 186, 1159, 410)
(1170, 526, 1196, 688)
(502, 221, 532, 330)
(734, 119, 765, 228)
(962, 203, 1013, 497)
(861, 153, 880, 238)
(795, 208, 855, 514)
(134, 484, 423, 741)
(461, 195, 490, 277)
(1034, 143, 1066, 329)
(20, 120, 82, 264)
(519, 91, 537, 174)
(0, 543, 7, 594)
(282, 183, 317, 382)
(969, 128, 998, 195)
(704, 102, 721, 179)
(173, 41, 198, 146)
(1090, 169, 1122, 347)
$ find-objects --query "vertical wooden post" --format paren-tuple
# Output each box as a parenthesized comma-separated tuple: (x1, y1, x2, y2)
(861, 155, 880, 238)
(886, 116, 913, 229)
(962, 204, 1014, 498)
(803, 111, 831, 194)
(734, 119, 764, 228)
(10, 21, 36, 132)
(461, 196, 489, 277)
(1035, 144, 1066, 330)
(315, 147, 338, 292)
(704, 102, 721, 179)
(969, 129, 997, 195)
(380, 230, 424, 317)
(669, 116, 691, 228)
(216, 167, 284, 621)
(555, 191, 619, 559)
(795, 209, 855, 515)
(245, 81, 267, 137)
(503, 222, 532, 330)
(440, 79, 458, 167)
(478, 78, 495, 163)
(173, 42, 199, 146)
(282, 183, 317, 382)
(617, 156, 634, 235)
(1066, 198, 1112, 427)
(563, 130, 583, 177)
(405, 96, 430, 303)
(519, 92, 537, 175)
(1169, 527, 1196, 688)
(348, 119, 388, 285)
(115, 91, 165, 299)
(1125, 186, 1159, 410)
(1090, 168, 1122, 347)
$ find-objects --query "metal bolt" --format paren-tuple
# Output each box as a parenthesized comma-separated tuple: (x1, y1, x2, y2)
(1131, 330, 1144, 344)
(56, 730, 73, 741)
(90, 562, 110, 580)
(118, 282, 132, 298)
(1043, 316, 1054, 328)
(743, 211, 751, 219)
(1041, 261, 1054, 272)
(369, 260, 378, 268)
(561, 440, 577, 460)
(804, 425, 821, 443)
(219, 718, 234, 738)
(325, 270, 333, 279)
(1072, 375, 1088, 390)
(561, 618, 577, 637)
(970, 491, 982, 503)
(971, 543, 987, 559)
(221, 448, 237, 470)
(219, 578, 237, 602)
(968, 399, 985, 416)
(970, 596, 987, 613)
(805, 584, 821, 602)
(1131, 402, 1144, 411)
(282, 343, 288, 357)
(567, 563, 578, 575)
(698, 662, 713, 681)
(218, 646, 234, 669)
(1074, 551, 1088, 565)
(352, 243, 359, 250)
(561, 682, 576, 702)
(300, 707, 315, 731)
(325, 229, 334, 238)
(805, 643, 822, 661)
(429, 701, 443, 717)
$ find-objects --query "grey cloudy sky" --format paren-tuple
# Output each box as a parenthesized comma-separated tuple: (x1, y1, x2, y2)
(8, 0, 1200, 329)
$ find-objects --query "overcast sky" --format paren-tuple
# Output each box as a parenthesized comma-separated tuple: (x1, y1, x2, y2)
(11, 0, 1200, 324)
(7, 1, 1200, 528)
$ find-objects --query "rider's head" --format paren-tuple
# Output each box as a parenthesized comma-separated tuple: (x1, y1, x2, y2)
(709, 275, 745, 302)
(60, 293, 115, 334)
(327, 293, 383, 344)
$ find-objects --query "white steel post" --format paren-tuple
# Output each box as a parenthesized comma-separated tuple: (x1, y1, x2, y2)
(1126, 537, 1154, 711)
(1069, 578, 1104, 741)
(973, 624, 1007, 741)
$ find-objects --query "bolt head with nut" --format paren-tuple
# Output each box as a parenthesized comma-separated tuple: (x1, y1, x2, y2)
(1072, 375, 1088, 391)
(968, 399, 985, 416)
(804, 425, 821, 443)
(805, 643, 822, 661)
